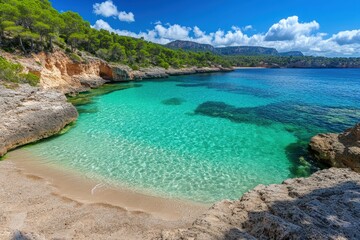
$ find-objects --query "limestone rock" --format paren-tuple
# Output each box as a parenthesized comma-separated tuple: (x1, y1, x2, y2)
(160, 168, 360, 239)
(309, 123, 360, 172)
(0, 84, 78, 156)
(110, 65, 233, 81)
(3, 50, 113, 94)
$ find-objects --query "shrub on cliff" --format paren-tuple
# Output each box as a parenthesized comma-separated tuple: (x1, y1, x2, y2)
(0, 57, 39, 86)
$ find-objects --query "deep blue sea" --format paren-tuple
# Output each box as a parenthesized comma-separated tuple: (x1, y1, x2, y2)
(26, 69, 360, 203)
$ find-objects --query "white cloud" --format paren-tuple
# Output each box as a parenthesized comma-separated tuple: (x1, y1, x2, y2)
(92, 19, 113, 32)
(155, 24, 191, 40)
(118, 11, 135, 22)
(264, 16, 319, 41)
(91, 17, 360, 57)
(243, 25, 253, 31)
(193, 26, 213, 44)
(93, 0, 118, 17)
(92, 19, 169, 44)
(193, 26, 204, 38)
(331, 29, 360, 45)
(93, 0, 135, 22)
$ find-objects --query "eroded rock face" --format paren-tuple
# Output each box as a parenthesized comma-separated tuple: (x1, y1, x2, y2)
(37, 52, 113, 93)
(4, 51, 112, 94)
(0, 84, 78, 156)
(2, 51, 232, 93)
(309, 123, 360, 172)
(160, 168, 360, 240)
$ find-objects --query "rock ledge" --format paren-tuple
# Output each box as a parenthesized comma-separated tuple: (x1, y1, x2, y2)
(160, 168, 360, 240)
(0, 83, 78, 156)
(309, 123, 360, 172)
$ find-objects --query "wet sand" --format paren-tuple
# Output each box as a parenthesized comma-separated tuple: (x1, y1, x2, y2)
(0, 149, 209, 239)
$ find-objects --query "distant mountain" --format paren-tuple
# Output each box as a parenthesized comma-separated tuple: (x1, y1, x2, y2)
(166, 40, 215, 52)
(216, 46, 278, 56)
(165, 40, 304, 57)
(278, 51, 304, 57)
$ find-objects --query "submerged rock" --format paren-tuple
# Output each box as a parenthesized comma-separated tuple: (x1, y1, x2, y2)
(161, 98, 186, 106)
(309, 123, 360, 172)
(160, 168, 360, 239)
(0, 83, 78, 156)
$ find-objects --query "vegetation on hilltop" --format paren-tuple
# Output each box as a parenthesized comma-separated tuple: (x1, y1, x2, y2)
(0, 0, 230, 69)
(225, 55, 360, 68)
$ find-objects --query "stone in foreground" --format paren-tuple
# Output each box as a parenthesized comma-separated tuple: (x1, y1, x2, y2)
(310, 123, 360, 172)
(0, 84, 78, 156)
(160, 168, 360, 240)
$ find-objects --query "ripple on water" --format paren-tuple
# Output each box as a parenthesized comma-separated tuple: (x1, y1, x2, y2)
(26, 69, 360, 203)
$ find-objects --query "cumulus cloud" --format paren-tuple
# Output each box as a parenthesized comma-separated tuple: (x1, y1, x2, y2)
(93, 0, 135, 22)
(264, 16, 319, 41)
(91, 16, 360, 57)
(155, 24, 191, 40)
(331, 29, 360, 45)
(192, 26, 213, 44)
(92, 19, 173, 44)
(93, 0, 118, 17)
(118, 11, 135, 22)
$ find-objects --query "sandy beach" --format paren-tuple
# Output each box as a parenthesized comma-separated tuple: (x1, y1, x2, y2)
(0, 149, 209, 239)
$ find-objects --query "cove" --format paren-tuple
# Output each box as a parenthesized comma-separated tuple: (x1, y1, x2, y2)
(24, 69, 360, 203)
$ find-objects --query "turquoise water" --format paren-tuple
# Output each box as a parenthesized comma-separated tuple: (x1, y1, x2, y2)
(26, 69, 360, 203)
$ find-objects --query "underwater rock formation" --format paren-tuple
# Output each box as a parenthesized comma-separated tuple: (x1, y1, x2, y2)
(161, 98, 186, 105)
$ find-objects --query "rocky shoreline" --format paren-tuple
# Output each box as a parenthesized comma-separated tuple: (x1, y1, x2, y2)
(161, 168, 360, 239)
(3, 50, 232, 94)
(0, 50, 232, 157)
(310, 123, 360, 172)
(0, 84, 78, 157)
(1, 51, 360, 239)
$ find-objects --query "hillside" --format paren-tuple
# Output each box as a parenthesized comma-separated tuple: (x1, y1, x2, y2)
(166, 40, 304, 57)
(278, 51, 304, 57)
(217, 46, 279, 56)
(165, 40, 215, 52)
(0, 0, 230, 69)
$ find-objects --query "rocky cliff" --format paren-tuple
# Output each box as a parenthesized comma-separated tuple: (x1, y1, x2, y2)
(309, 123, 360, 172)
(2, 50, 232, 94)
(7, 51, 113, 94)
(160, 168, 360, 239)
(0, 83, 78, 157)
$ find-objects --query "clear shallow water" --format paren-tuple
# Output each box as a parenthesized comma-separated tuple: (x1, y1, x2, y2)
(26, 69, 360, 203)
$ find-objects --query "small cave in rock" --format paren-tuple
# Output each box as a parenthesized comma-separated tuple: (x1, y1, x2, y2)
(99, 64, 113, 80)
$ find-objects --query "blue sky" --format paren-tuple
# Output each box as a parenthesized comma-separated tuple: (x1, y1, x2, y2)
(52, 0, 360, 56)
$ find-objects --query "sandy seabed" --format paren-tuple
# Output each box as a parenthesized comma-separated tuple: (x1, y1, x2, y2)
(0, 149, 209, 240)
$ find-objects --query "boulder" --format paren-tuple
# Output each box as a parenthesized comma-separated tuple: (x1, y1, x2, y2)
(0, 83, 78, 156)
(309, 123, 360, 172)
